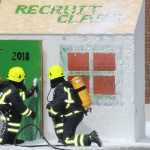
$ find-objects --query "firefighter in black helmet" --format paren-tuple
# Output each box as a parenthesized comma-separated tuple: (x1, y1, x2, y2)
(46, 64, 103, 147)
(0, 66, 37, 144)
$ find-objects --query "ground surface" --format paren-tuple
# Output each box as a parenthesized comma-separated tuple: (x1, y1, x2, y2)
(1, 105, 150, 150)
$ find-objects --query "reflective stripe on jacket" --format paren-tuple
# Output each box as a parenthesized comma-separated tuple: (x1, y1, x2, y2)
(48, 82, 82, 118)
(0, 81, 33, 117)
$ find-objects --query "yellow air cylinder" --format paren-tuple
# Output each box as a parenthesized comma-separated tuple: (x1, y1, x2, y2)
(71, 76, 92, 108)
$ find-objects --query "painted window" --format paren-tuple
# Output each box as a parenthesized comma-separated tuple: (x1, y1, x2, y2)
(93, 53, 116, 95)
(67, 52, 116, 95)
(93, 53, 115, 71)
(67, 53, 90, 92)
(68, 53, 89, 71)
(93, 76, 115, 95)
(60, 44, 121, 105)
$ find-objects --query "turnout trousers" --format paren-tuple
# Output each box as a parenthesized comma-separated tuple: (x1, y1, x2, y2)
(0, 105, 22, 144)
(54, 112, 91, 146)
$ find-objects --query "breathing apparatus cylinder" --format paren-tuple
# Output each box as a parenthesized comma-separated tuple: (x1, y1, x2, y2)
(71, 76, 92, 108)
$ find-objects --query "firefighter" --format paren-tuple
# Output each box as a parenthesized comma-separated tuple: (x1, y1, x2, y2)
(46, 64, 103, 147)
(0, 67, 37, 144)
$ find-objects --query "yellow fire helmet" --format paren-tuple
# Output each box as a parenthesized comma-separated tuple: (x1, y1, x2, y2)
(7, 67, 26, 82)
(48, 64, 65, 80)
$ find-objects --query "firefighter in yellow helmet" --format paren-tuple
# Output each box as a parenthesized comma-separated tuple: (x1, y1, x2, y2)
(46, 64, 102, 147)
(0, 67, 37, 144)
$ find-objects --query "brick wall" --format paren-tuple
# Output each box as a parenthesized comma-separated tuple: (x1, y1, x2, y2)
(146, 0, 150, 104)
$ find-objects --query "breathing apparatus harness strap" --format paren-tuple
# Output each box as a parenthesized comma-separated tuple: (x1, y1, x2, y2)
(60, 110, 82, 118)
(73, 86, 86, 93)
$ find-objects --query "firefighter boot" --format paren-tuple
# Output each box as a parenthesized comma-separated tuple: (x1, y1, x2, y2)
(8, 139, 24, 144)
(15, 139, 24, 144)
(88, 130, 103, 147)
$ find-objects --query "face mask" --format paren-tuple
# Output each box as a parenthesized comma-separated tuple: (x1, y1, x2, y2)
(20, 80, 27, 90)
(50, 80, 56, 88)
(50, 77, 65, 89)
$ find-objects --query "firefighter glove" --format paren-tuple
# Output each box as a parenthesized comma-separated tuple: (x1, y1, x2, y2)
(48, 111, 53, 118)
(21, 84, 27, 91)
(46, 102, 52, 110)
(30, 111, 36, 119)
(30, 85, 38, 95)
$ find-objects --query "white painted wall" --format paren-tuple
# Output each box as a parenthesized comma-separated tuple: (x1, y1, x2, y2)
(0, 33, 145, 142)
(134, 0, 145, 141)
